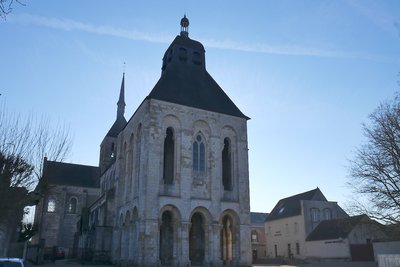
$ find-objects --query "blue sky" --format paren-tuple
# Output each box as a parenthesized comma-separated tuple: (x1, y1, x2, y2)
(1, 0, 399, 213)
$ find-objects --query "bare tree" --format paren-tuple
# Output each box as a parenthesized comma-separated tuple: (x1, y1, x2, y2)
(0, 0, 25, 19)
(348, 93, 400, 225)
(0, 104, 72, 255)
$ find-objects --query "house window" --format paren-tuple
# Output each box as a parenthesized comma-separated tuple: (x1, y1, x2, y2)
(311, 208, 320, 223)
(251, 230, 258, 242)
(294, 222, 299, 234)
(163, 127, 174, 184)
(323, 208, 332, 220)
(193, 134, 205, 172)
(296, 242, 300, 255)
(311, 208, 320, 229)
(222, 138, 232, 191)
(68, 197, 77, 213)
(47, 197, 56, 212)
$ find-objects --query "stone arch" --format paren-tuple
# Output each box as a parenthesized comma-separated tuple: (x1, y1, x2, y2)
(193, 120, 212, 139)
(161, 115, 181, 188)
(159, 205, 182, 266)
(221, 125, 238, 197)
(219, 210, 240, 265)
(189, 207, 212, 266)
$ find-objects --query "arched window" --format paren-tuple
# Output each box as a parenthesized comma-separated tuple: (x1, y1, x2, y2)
(193, 134, 205, 172)
(47, 197, 56, 212)
(68, 197, 77, 213)
(222, 138, 232, 191)
(163, 127, 174, 184)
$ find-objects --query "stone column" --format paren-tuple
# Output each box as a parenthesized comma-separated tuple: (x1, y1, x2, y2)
(181, 222, 191, 267)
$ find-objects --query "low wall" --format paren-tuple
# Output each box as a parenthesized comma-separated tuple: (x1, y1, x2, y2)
(377, 255, 400, 267)
(374, 241, 400, 258)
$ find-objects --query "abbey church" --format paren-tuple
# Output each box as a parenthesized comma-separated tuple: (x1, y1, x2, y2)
(34, 16, 252, 267)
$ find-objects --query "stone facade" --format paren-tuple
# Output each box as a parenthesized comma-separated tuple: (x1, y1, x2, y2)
(89, 16, 252, 267)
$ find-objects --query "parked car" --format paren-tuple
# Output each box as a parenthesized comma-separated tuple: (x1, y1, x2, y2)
(0, 258, 31, 267)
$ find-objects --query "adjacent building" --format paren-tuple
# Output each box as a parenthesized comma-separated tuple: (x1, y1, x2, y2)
(306, 214, 387, 261)
(250, 212, 268, 263)
(265, 188, 348, 259)
(32, 158, 100, 258)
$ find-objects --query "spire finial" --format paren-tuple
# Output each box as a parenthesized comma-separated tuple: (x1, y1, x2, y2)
(180, 14, 189, 37)
(117, 72, 125, 119)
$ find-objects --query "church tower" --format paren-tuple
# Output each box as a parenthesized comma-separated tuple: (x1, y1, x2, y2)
(112, 16, 251, 267)
(99, 73, 127, 174)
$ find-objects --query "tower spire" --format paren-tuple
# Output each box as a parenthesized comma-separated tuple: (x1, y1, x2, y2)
(180, 14, 189, 37)
(117, 72, 125, 119)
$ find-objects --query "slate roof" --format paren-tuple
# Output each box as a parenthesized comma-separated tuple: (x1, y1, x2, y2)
(265, 188, 327, 222)
(251, 212, 269, 224)
(306, 215, 371, 241)
(40, 159, 100, 188)
(106, 116, 127, 137)
(146, 35, 249, 120)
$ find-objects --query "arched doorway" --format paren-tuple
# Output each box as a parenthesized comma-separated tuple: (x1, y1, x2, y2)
(159, 210, 173, 265)
(220, 215, 233, 265)
(189, 212, 205, 265)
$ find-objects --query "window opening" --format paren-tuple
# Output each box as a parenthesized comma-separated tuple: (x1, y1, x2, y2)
(193, 134, 205, 172)
(222, 138, 232, 191)
(47, 197, 56, 212)
(163, 127, 174, 184)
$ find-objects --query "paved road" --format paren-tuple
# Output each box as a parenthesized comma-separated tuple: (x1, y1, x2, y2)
(47, 259, 378, 267)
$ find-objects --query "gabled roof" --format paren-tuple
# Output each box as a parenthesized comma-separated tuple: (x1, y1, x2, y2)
(306, 215, 374, 241)
(265, 188, 327, 222)
(146, 35, 249, 120)
(40, 159, 99, 188)
(251, 212, 269, 224)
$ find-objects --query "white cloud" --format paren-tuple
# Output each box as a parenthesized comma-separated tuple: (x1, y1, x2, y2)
(11, 13, 173, 44)
(9, 13, 386, 60)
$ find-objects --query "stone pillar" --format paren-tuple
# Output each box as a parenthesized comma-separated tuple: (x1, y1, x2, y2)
(212, 223, 223, 266)
(181, 222, 191, 267)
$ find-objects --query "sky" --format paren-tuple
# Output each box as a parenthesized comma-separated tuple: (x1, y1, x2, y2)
(1, 0, 400, 214)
